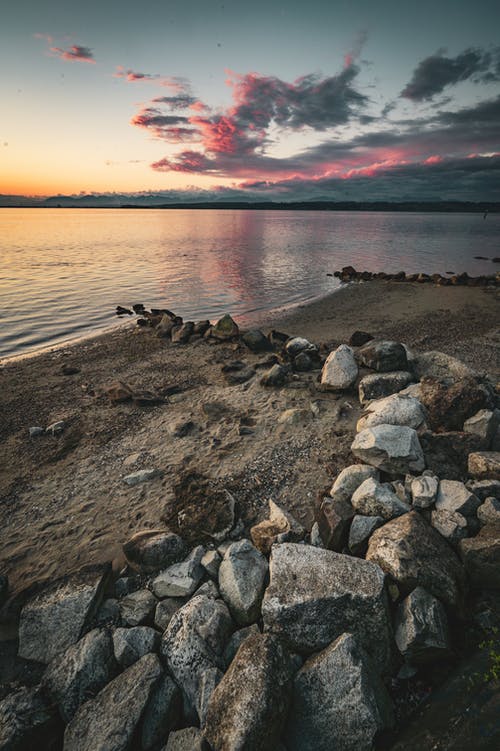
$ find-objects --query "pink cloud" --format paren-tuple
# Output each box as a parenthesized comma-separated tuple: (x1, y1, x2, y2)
(50, 44, 95, 64)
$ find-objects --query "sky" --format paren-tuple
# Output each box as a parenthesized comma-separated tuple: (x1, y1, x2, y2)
(1, 0, 500, 202)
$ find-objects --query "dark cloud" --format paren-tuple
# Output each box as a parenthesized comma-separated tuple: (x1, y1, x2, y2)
(152, 94, 197, 109)
(114, 67, 160, 82)
(50, 44, 95, 64)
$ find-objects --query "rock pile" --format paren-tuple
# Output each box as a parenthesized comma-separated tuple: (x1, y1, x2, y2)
(333, 265, 499, 287)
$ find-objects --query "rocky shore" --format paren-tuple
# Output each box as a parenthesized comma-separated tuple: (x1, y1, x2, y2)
(0, 280, 499, 750)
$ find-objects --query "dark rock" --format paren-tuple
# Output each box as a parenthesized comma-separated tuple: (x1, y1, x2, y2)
(316, 497, 355, 550)
(268, 329, 290, 347)
(0, 685, 59, 751)
(357, 340, 408, 372)
(193, 320, 210, 336)
(293, 351, 313, 372)
(242, 329, 273, 353)
(285, 337, 317, 358)
(260, 363, 290, 387)
(102, 380, 134, 403)
(420, 430, 484, 480)
(171, 321, 194, 344)
(166, 727, 206, 750)
(133, 303, 146, 313)
(358, 371, 414, 405)
(419, 377, 493, 432)
(123, 529, 187, 574)
(349, 330, 374, 347)
(223, 624, 261, 667)
(61, 364, 80, 375)
(348, 515, 385, 556)
(154, 597, 185, 631)
(468, 451, 500, 480)
(113, 626, 160, 668)
(116, 305, 133, 315)
(459, 524, 500, 588)
(467, 479, 500, 501)
(141, 674, 182, 751)
(114, 575, 141, 598)
(211, 314, 239, 340)
(119, 589, 157, 627)
(95, 598, 121, 626)
(0, 574, 8, 608)
(394, 587, 450, 665)
(163, 473, 235, 545)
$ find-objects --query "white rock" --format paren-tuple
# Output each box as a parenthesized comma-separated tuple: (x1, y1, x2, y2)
(351, 477, 410, 520)
(431, 509, 469, 544)
(356, 394, 426, 432)
(435, 480, 481, 517)
(411, 475, 439, 508)
(151, 546, 205, 598)
(351, 424, 425, 475)
(329, 464, 379, 502)
(320, 345, 358, 390)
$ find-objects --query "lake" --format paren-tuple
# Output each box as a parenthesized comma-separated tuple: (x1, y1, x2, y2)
(1, 208, 498, 358)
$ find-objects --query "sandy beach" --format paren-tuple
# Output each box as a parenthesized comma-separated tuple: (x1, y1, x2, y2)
(0, 280, 498, 597)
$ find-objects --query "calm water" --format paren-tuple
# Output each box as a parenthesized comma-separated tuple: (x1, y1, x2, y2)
(1, 208, 498, 359)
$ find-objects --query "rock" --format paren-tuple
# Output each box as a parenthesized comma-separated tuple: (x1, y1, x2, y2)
(46, 420, 65, 435)
(122, 529, 187, 574)
(431, 509, 468, 544)
(123, 468, 163, 486)
(294, 351, 314, 371)
(351, 477, 410, 519)
(0, 686, 58, 750)
(141, 674, 182, 751)
(211, 314, 239, 340)
(224, 365, 256, 385)
(242, 329, 272, 353)
(286, 336, 317, 357)
(358, 371, 414, 405)
(114, 576, 141, 598)
(204, 633, 294, 751)
(223, 624, 260, 667)
(309, 521, 324, 547)
(166, 727, 206, 750)
(357, 340, 408, 372)
(201, 549, 222, 579)
(410, 475, 439, 508)
(112, 626, 160, 668)
(218, 539, 268, 626)
(171, 321, 194, 344)
(151, 546, 205, 598)
(468, 451, 500, 480)
(477, 497, 500, 525)
(29, 426, 44, 437)
(464, 409, 500, 446)
(320, 344, 358, 390)
(195, 580, 219, 599)
(459, 524, 500, 588)
(356, 394, 426, 432)
(399, 382, 422, 399)
(95, 598, 121, 626)
(317, 497, 355, 550)
(161, 594, 233, 723)
(262, 543, 392, 672)
(164, 473, 236, 544)
(420, 430, 483, 480)
(64, 653, 162, 751)
(366, 511, 465, 608)
(349, 330, 374, 347)
(419, 377, 492, 432)
(260, 363, 290, 387)
(435, 479, 481, 516)
(467, 479, 500, 501)
(103, 380, 134, 402)
(286, 632, 394, 751)
(156, 313, 177, 338)
(18, 565, 109, 664)
(348, 515, 385, 555)
(154, 597, 185, 631)
(351, 425, 425, 475)
(193, 320, 210, 336)
(119, 589, 157, 627)
(412, 350, 477, 382)
(394, 587, 450, 665)
(329, 464, 379, 503)
(250, 500, 305, 554)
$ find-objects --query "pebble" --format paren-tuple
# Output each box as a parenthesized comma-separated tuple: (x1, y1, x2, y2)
(123, 469, 163, 486)
(46, 421, 65, 435)
(29, 426, 44, 437)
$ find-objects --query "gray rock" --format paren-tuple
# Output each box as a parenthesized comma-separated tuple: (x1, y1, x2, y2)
(171, 321, 194, 344)
(161, 594, 233, 723)
(467, 479, 500, 501)
(261, 363, 289, 387)
(309, 521, 324, 547)
(286, 632, 394, 751)
(477, 497, 500, 525)
(114, 576, 141, 598)
(412, 350, 477, 382)
(435, 479, 481, 517)
(195, 580, 219, 599)
(18, 565, 109, 664)
(151, 546, 205, 598)
(468, 451, 500, 480)
(141, 674, 182, 751)
(29, 426, 44, 437)
(431, 509, 469, 544)
(410, 475, 439, 508)
(95, 598, 121, 626)
(112, 626, 160, 668)
(357, 340, 408, 372)
(0, 686, 58, 750)
(356, 394, 426, 432)
(218, 539, 268, 626)
(351, 424, 425, 475)
(204, 633, 294, 751)
(366, 511, 465, 608)
(201, 549, 221, 579)
(351, 477, 410, 520)
(119, 589, 157, 626)
(394, 587, 450, 665)
(242, 329, 272, 353)
(358, 371, 414, 405)
(464, 409, 500, 446)
(154, 597, 185, 631)
(42, 628, 117, 723)
(320, 344, 358, 390)
(348, 515, 385, 555)
(64, 653, 162, 751)
(197, 667, 223, 726)
(317, 497, 355, 551)
(122, 530, 186, 574)
(123, 468, 163, 486)
(286, 337, 317, 357)
(459, 524, 500, 588)
(166, 727, 205, 751)
(329, 464, 379, 502)
(223, 624, 261, 667)
(262, 543, 392, 672)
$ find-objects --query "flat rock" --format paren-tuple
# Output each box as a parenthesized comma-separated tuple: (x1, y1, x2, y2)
(394, 587, 450, 665)
(431, 509, 469, 545)
(0, 686, 58, 751)
(151, 546, 205, 598)
(358, 371, 414, 405)
(468, 451, 500, 480)
(112, 626, 160, 668)
(356, 394, 426, 432)
(262, 543, 392, 672)
(329, 464, 379, 503)
(123, 468, 162, 486)
(351, 477, 411, 520)
(320, 344, 358, 390)
(351, 424, 425, 475)
(459, 524, 500, 588)
(410, 475, 438, 508)
(141, 674, 182, 751)
(122, 529, 186, 574)
(357, 340, 408, 372)
(348, 515, 385, 556)
(435, 479, 481, 516)
(218, 539, 268, 626)
(119, 589, 157, 626)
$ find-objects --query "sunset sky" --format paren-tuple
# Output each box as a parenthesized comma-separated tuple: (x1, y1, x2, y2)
(1, 0, 500, 201)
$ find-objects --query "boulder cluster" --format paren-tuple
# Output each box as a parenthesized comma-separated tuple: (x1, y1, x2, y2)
(1, 326, 500, 750)
(334, 265, 499, 287)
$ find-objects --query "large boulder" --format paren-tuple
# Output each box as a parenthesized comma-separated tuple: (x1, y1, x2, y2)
(419, 377, 492, 432)
(351, 425, 425, 475)
(261, 543, 392, 673)
(357, 340, 408, 372)
(141, 674, 182, 751)
(0, 686, 59, 750)
(356, 394, 426, 432)
(329, 464, 379, 502)
(286, 632, 394, 751)
(366, 511, 465, 608)
(468, 451, 500, 480)
(18, 565, 110, 664)
(412, 350, 477, 382)
(122, 530, 186, 574)
(151, 546, 205, 598)
(394, 587, 450, 665)
(64, 653, 162, 751)
(112, 626, 160, 668)
(358, 371, 414, 405)
(218, 540, 268, 626)
(435, 480, 481, 517)
(351, 477, 410, 520)
(203, 633, 294, 751)
(459, 524, 500, 588)
(320, 345, 358, 390)
(211, 314, 239, 340)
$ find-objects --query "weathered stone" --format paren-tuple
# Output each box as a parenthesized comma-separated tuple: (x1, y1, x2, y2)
(477, 497, 500, 525)
(349, 330, 374, 347)
(459, 524, 500, 588)
(352, 424, 425, 475)
(119, 589, 157, 627)
(151, 546, 205, 598)
(223, 624, 261, 667)
(95, 598, 121, 626)
(262, 543, 392, 672)
(260, 363, 290, 387)
(286, 633, 394, 751)
(156, 314, 176, 338)
(211, 314, 239, 340)
(329, 464, 379, 503)
(42, 628, 117, 723)
(464, 409, 500, 446)
(166, 727, 205, 750)
(171, 321, 194, 344)
(193, 320, 210, 336)
(357, 340, 408, 372)
(348, 515, 385, 556)
(64, 653, 162, 751)
(410, 475, 439, 508)
(431, 509, 469, 544)
(112, 626, 160, 668)
(394, 587, 450, 665)
(351, 477, 411, 520)
(122, 529, 187, 574)
(201, 549, 222, 579)
(294, 351, 314, 371)
(412, 350, 478, 382)
(242, 329, 272, 353)
(204, 633, 294, 751)
(419, 377, 492, 432)
(320, 344, 358, 390)
(251, 500, 305, 554)
(366, 511, 465, 608)
(0, 686, 58, 751)
(164, 474, 236, 544)
(468, 451, 500, 480)
(286, 337, 317, 358)
(467, 479, 500, 501)
(141, 674, 182, 751)
(123, 468, 162, 486)
(435, 479, 481, 516)
(317, 497, 355, 550)
(218, 539, 268, 626)
(195, 580, 219, 599)
(114, 575, 141, 598)
(358, 371, 414, 405)
(18, 565, 110, 664)
(154, 598, 185, 631)
(356, 394, 426, 432)
(420, 430, 484, 480)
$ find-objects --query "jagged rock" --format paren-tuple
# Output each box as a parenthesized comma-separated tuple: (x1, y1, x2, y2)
(0, 686, 58, 750)
(218, 540, 268, 626)
(123, 468, 163, 486)
(435, 479, 481, 516)
(329, 464, 379, 503)
(351, 425, 425, 475)
(286, 337, 317, 358)
(477, 497, 500, 525)
(223, 624, 261, 667)
(467, 479, 500, 500)
(262, 543, 392, 672)
(394, 587, 450, 665)
(357, 340, 408, 372)
(366, 511, 465, 608)
(154, 598, 185, 631)
(141, 674, 182, 751)
(112, 626, 160, 668)
(122, 530, 187, 574)
(419, 377, 492, 432)
(260, 363, 290, 387)
(201, 549, 222, 579)
(42, 628, 117, 723)
(195, 580, 219, 599)
(420, 430, 483, 480)
(317, 497, 355, 550)
(464, 409, 500, 446)
(194, 320, 211, 336)
(64, 653, 162, 751)
(412, 351, 477, 382)
(410, 475, 439, 508)
(320, 344, 358, 390)
(211, 314, 239, 340)
(204, 633, 294, 751)
(161, 594, 233, 723)
(358, 371, 414, 405)
(18, 565, 110, 664)
(286, 632, 394, 751)
(171, 321, 194, 344)
(114, 576, 141, 598)
(250, 500, 305, 554)
(151, 546, 205, 598)
(242, 329, 273, 353)
(95, 598, 120, 626)
(468, 451, 500, 480)
(356, 394, 426, 432)
(348, 515, 385, 556)
(431, 509, 469, 544)
(166, 727, 205, 750)
(119, 589, 157, 627)
(459, 524, 500, 588)
(351, 477, 411, 520)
